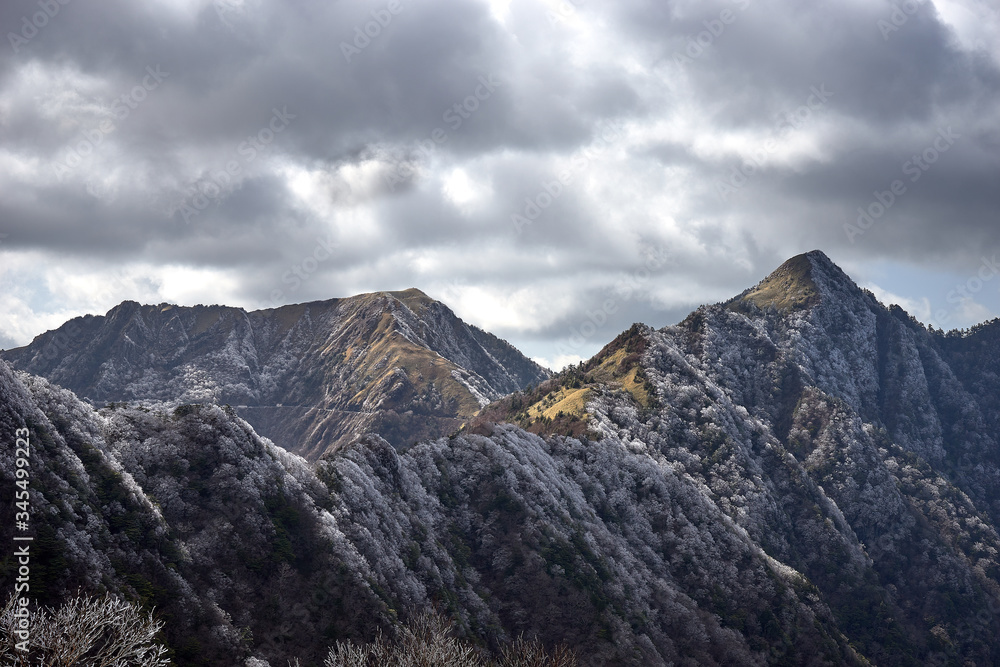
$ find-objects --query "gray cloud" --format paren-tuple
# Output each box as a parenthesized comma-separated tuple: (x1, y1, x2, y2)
(1, 0, 999, 366)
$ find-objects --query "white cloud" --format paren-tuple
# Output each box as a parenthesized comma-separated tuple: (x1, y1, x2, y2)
(442, 167, 493, 213)
(0, 253, 249, 346)
(0, 0, 997, 355)
(864, 282, 933, 322)
(531, 354, 579, 372)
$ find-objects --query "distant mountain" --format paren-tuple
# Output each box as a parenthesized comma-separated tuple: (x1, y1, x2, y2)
(4, 251, 1000, 665)
(1, 289, 550, 459)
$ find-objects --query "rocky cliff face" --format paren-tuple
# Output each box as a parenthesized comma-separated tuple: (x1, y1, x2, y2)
(3, 251, 1000, 665)
(1, 289, 550, 460)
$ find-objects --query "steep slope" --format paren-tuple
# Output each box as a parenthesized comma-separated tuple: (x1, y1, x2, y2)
(473, 250, 1000, 664)
(0, 289, 550, 459)
(935, 316, 1000, 436)
(0, 359, 865, 666)
(0, 361, 392, 665)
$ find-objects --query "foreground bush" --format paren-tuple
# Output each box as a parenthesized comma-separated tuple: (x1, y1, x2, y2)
(323, 611, 577, 667)
(0, 592, 169, 666)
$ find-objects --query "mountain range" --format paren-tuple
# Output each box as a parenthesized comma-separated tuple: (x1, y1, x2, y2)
(1, 288, 549, 460)
(3, 250, 1000, 666)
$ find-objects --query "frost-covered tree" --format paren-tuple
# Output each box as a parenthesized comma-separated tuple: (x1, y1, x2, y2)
(323, 610, 577, 667)
(0, 592, 169, 666)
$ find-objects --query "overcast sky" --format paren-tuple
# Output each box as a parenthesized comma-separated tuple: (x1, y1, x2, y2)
(1, 0, 999, 369)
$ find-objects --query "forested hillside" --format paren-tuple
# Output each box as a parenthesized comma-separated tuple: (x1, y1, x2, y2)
(3, 251, 1000, 665)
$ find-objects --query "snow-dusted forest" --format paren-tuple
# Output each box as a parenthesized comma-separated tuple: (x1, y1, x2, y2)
(3, 252, 1000, 665)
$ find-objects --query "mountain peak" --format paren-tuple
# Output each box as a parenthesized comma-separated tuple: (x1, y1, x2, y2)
(384, 287, 436, 316)
(736, 252, 821, 312)
(731, 250, 859, 313)
(389, 287, 430, 298)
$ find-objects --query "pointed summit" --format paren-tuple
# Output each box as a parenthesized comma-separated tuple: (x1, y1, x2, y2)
(735, 252, 821, 312)
(731, 250, 859, 313)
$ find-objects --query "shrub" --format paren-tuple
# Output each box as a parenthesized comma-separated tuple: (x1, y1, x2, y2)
(0, 592, 169, 666)
(323, 610, 577, 667)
